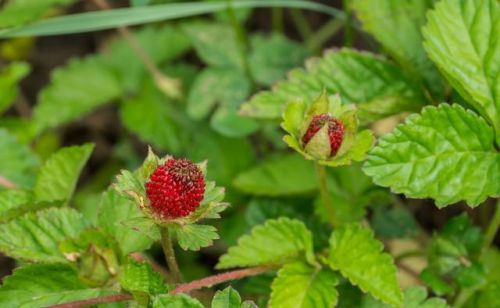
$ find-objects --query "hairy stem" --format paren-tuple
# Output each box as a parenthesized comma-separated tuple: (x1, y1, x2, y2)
(290, 9, 313, 41)
(47, 266, 272, 308)
(91, 0, 181, 98)
(315, 163, 338, 227)
(0, 175, 17, 189)
(481, 199, 500, 258)
(307, 18, 344, 54)
(160, 227, 182, 283)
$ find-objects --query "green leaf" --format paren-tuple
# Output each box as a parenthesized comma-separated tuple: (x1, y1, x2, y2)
(0, 0, 76, 28)
(423, 0, 500, 144)
(217, 217, 315, 269)
(152, 294, 204, 308)
(34, 143, 94, 203)
(174, 224, 219, 251)
(362, 286, 448, 308)
(0, 62, 30, 114)
(210, 105, 259, 138)
(0, 128, 39, 189)
(98, 190, 156, 255)
(0, 1, 343, 37)
(0, 189, 34, 223)
(327, 223, 403, 307)
(33, 56, 121, 132)
(0, 207, 91, 262)
(269, 261, 338, 308)
(363, 104, 500, 207)
(352, 0, 443, 98)
(241, 49, 426, 123)
(211, 287, 243, 308)
(372, 206, 419, 239)
(233, 154, 318, 196)
(0, 263, 116, 307)
(120, 257, 166, 303)
(249, 33, 309, 86)
(120, 82, 187, 154)
(104, 24, 191, 92)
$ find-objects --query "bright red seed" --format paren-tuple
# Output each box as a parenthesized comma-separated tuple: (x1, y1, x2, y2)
(145, 158, 205, 219)
(301, 113, 345, 156)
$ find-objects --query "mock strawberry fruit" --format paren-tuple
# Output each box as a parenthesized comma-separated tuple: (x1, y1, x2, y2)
(145, 158, 205, 219)
(302, 113, 345, 157)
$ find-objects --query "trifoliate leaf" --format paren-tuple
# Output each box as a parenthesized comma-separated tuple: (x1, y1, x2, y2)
(217, 217, 315, 269)
(269, 261, 338, 308)
(0, 189, 34, 223)
(352, 0, 444, 98)
(0, 0, 76, 28)
(327, 223, 403, 307)
(98, 190, 156, 255)
(0, 207, 91, 262)
(0, 128, 39, 189)
(241, 49, 426, 123)
(233, 154, 318, 196)
(34, 143, 94, 203)
(152, 294, 204, 308)
(211, 287, 243, 308)
(0, 263, 116, 307)
(120, 257, 166, 305)
(174, 224, 219, 251)
(0, 62, 30, 114)
(249, 33, 309, 86)
(423, 0, 500, 145)
(363, 104, 500, 207)
(34, 56, 121, 132)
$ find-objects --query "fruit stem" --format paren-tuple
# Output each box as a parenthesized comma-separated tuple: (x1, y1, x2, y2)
(160, 227, 182, 283)
(315, 162, 339, 228)
(481, 199, 500, 258)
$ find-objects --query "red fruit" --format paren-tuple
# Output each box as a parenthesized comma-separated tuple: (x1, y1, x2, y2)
(145, 158, 205, 219)
(302, 113, 345, 156)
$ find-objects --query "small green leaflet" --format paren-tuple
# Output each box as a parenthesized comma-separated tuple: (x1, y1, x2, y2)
(0, 189, 34, 223)
(217, 217, 315, 269)
(33, 56, 121, 133)
(120, 257, 166, 305)
(0, 62, 31, 114)
(0, 207, 91, 263)
(0, 0, 76, 28)
(174, 224, 219, 251)
(152, 294, 204, 308)
(423, 0, 500, 145)
(327, 223, 403, 307)
(362, 286, 448, 308)
(34, 143, 94, 203)
(0, 263, 116, 307)
(211, 287, 250, 308)
(269, 261, 338, 308)
(241, 49, 426, 123)
(363, 104, 500, 207)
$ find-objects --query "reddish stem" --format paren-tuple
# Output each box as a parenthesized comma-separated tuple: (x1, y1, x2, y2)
(47, 266, 272, 308)
(0, 175, 17, 189)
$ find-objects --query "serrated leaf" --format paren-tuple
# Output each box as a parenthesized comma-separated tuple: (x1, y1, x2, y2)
(98, 190, 155, 255)
(363, 104, 500, 207)
(0, 62, 30, 114)
(0, 189, 34, 223)
(217, 217, 315, 269)
(183, 22, 243, 69)
(174, 224, 219, 251)
(362, 286, 448, 308)
(211, 286, 243, 308)
(0, 0, 76, 28)
(120, 257, 166, 301)
(34, 56, 121, 132)
(352, 0, 444, 98)
(0, 207, 91, 262)
(120, 82, 187, 154)
(423, 0, 500, 144)
(327, 223, 403, 307)
(104, 24, 191, 92)
(0, 263, 116, 308)
(233, 154, 317, 196)
(269, 261, 338, 308)
(210, 104, 259, 137)
(249, 33, 308, 86)
(241, 49, 426, 123)
(34, 143, 94, 203)
(0, 128, 39, 189)
(152, 294, 204, 308)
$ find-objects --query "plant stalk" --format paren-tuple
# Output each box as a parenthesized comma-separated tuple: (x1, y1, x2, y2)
(481, 199, 500, 258)
(342, 0, 354, 47)
(160, 227, 182, 283)
(290, 9, 313, 41)
(315, 162, 338, 227)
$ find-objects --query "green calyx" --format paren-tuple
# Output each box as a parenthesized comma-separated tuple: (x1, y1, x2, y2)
(281, 90, 374, 167)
